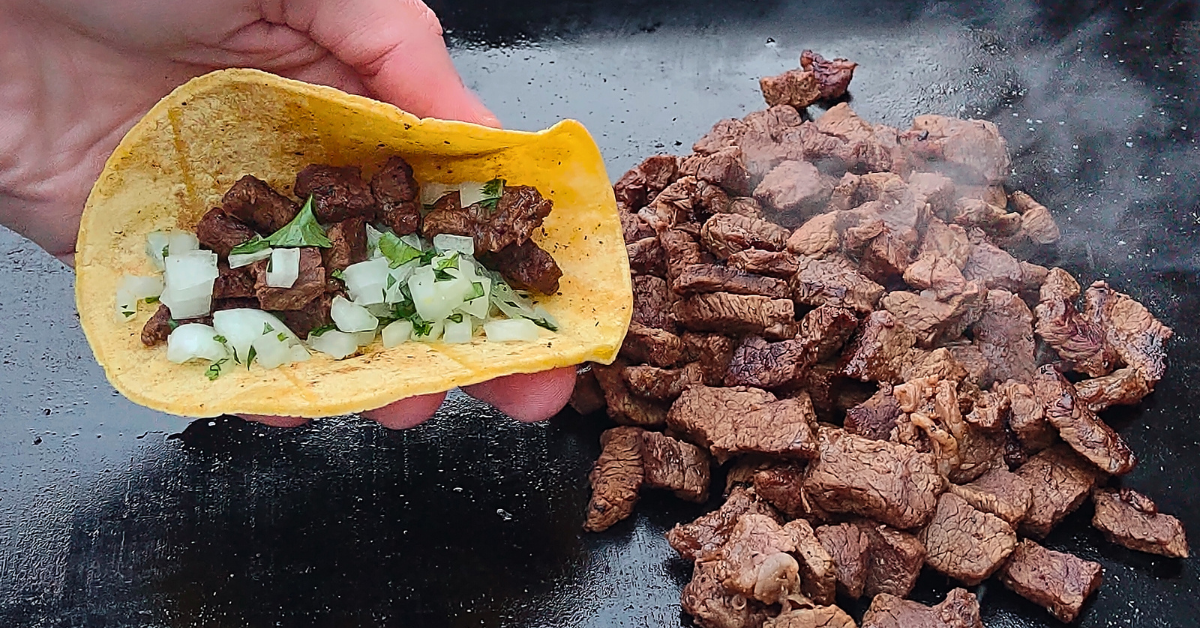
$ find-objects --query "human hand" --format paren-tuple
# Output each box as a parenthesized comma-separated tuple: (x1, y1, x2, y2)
(0, 0, 576, 428)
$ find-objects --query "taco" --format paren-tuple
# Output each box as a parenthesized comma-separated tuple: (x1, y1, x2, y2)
(75, 69, 631, 418)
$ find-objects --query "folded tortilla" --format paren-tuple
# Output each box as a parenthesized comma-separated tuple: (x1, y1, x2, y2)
(75, 68, 631, 418)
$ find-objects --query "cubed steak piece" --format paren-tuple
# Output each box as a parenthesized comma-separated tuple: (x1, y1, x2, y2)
(1073, 368, 1153, 412)
(421, 185, 553, 254)
(613, 154, 680, 210)
(681, 559, 769, 628)
(273, 292, 334, 339)
(713, 513, 804, 605)
(621, 362, 704, 401)
(799, 304, 859, 362)
(838, 310, 919, 384)
(322, 217, 368, 272)
(787, 212, 839, 258)
(1083, 281, 1174, 384)
(221, 175, 300, 234)
(759, 68, 822, 109)
(962, 240, 1024, 292)
(752, 463, 814, 520)
(639, 429, 712, 503)
(803, 429, 945, 529)
(791, 255, 884, 313)
(902, 255, 967, 300)
(800, 50, 857, 100)
(253, 248, 325, 310)
(481, 239, 563, 295)
(620, 322, 686, 367)
(684, 332, 738, 385)
(369, 155, 421, 235)
(591, 362, 668, 427)
(918, 492, 1017, 585)
(140, 304, 174, 346)
(727, 248, 802, 278)
(681, 146, 753, 196)
(1000, 539, 1103, 623)
(753, 160, 834, 227)
(901, 115, 1010, 185)
(667, 486, 780, 562)
(627, 236, 665, 276)
(583, 426, 644, 532)
(763, 605, 856, 628)
(844, 385, 902, 441)
(1092, 488, 1189, 558)
(814, 522, 870, 598)
(673, 264, 790, 298)
(660, 227, 706, 282)
(860, 522, 926, 599)
(880, 283, 988, 348)
(786, 517, 837, 605)
(1034, 267, 1118, 377)
(998, 379, 1056, 453)
(195, 208, 256, 257)
(673, 292, 797, 340)
(1015, 445, 1105, 538)
(724, 336, 811, 389)
(1033, 365, 1137, 475)
(668, 385, 777, 446)
(860, 588, 983, 628)
(972, 289, 1037, 383)
(568, 368, 606, 415)
(667, 386, 819, 462)
(213, 261, 257, 299)
(947, 464, 1032, 526)
(701, 213, 790, 259)
(631, 274, 674, 329)
(293, 164, 376, 223)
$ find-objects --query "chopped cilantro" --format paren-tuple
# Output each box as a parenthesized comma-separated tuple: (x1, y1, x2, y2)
(435, 253, 460, 271)
(386, 273, 397, 290)
(144, 295, 160, 304)
(378, 232, 421, 268)
(167, 319, 179, 331)
(419, 248, 439, 265)
(122, 310, 135, 318)
(213, 335, 227, 344)
(410, 316, 433, 337)
(309, 324, 337, 337)
(528, 316, 559, 332)
(277, 332, 288, 342)
(245, 346, 256, 368)
(162, 245, 169, 260)
(433, 268, 455, 282)
(263, 323, 274, 334)
(447, 313, 464, 324)
(205, 358, 228, 381)
(265, 195, 331, 248)
(479, 178, 505, 211)
(391, 300, 416, 320)
(466, 281, 485, 301)
(229, 236, 269, 256)
(331, 269, 345, 281)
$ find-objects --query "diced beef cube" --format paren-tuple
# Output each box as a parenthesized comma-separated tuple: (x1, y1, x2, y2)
(787, 212, 840, 258)
(724, 106, 809, 179)
(322, 217, 368, 273)
(632, 275, 673, 329)
(293, 164, 376, 223)
(569, 368, 606, 415)
(668, 386, 819, 462)
(724, 336, 811, 389)
(1033, 366, 1137, 475)
(784, 517, 838, 605)
(370, 155, 421, 235)
(828, 173, 860, 211)
(668, 486, 780, 561)
(1034, 267, 1118, 377)
(701, 213, 790, 259)
(421, 185, 553, 254)
(919, 492, 1017, 585)
(683, 332, 737, 386)
(622, 362, 704, 401)
(1000, 540, 1103, 624)
(814, 523, 870, 599)
(253, 248, 325, 310)
(673, 264, 790, 298)
(880, 284, 988, 349)
(1015, 445, 1105, 538)
(751, 462, 813, 520)
(622, 211, 656, 245)
(753, 161, 834, 228)
(583, 426, 644, 532)
(800, 50, 857, 100)
(962, 240, 1024, 292)
(640, 176, 700, 230)
(999, 190, 1061, 254)
(681, 559, 770, 628)
(919, 218, 971, 269)
(901, 115, 1010, 185)
(907, 171, 957, 216)
(273, 292, 333, 338)
(838, 310, 919, 384)
(640, 430, 711, 503)
(764, 605, 855, 628)
(946, 341, 992, 389)
(759, 68, 822, 109)
(591, 362, 668, 427)
(681, 147, 753, 196)
(858, 228, 914, 284)
(1074, 367, 1153, 412)
(195, 207, 257, 258)
(995, 379, 1053, 454)
(844, 385, 902, 441)
(951, 198, 1022, 238)
(665, 386, 779, 446)
(660, 227, 706, 282)
(212, 261, 257, 300)
(859, 521, 927, 599)
(1092, 488, 1189, 558)
(613, 154, 679, 210)
(673, 292, 797, 340)
(791, 255, 884, 313)
(420, 190, 473, 237)
(626, 236, 666, 277)
(140, 304, 174, 346)
(972, 290, 1037, 383)
(482, 239, 563, 295)
(860, 588, 983, 628)
(903, 255, 967, 300)
(727, 249, 801, 278)
(725, 196, 765, 219)
(948, 464, 1032, 525)
(803, 429, 945, 529)
(220, 175, 300, 234)
(713, 514, 806, 605)
(620, 322, 686, 367)
(1083, 281, 1174, 384)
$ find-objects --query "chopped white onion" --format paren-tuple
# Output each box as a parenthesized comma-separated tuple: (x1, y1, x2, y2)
(490, 278, 537, 321)
(212, 309, 298, 364)
(146, 232, 170, 271)
(164, 250, 219, 290)
(531, 305, 559, 330)
(408, 265, 470, 321)
(114, 274, 164, 322)
(353, 329, 377, 347)
(166, 324, 230, 364)
(382, 319, 414, 348)
(419, 181, 455, 206)
(309, 330, 360, 360)
(331, 296, 378, 333)
(484, 318, 540, 342)
(252, 331, 296, 369)
(289, 344, 311, 363)
(457, 259, 492, 319)
(433, 233, 474, 256)
(160, 281, 214, 320)
(457, 181, 490, 207)
(266, 248, 300, 288)
(399, 233, 425, 252)
(384, 261, 418, 303)
(366, 223, 385, 259)
(443, 318, 474, 343)
(412, 318, 444, 343)
(342, 257, 390, 305)
(365, 303, 394, 318)
(229, 247, 272, 268)
(167, 232, 200, 256)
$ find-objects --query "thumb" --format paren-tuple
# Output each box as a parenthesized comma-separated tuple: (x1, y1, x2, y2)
(286, 0, 501, 128)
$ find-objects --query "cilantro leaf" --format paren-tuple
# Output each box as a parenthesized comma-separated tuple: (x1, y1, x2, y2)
(144, 295, 160, 304)
(410, 316, 433, 337)
(447, 313, 464, 324)
(391, 300, 416, 321)
(277, 332, 288, 342)
(213, 335, 228, 344)
(419, 248, 439, 265)
(435, 253, 460, 271)
(122, 310, 135, 318)
(478, 178, 505, 212)
(378, 231, 422, 268)
(245, 346, 257, 369)
(433, 268, 455, 282)
(263, 323, 274, 334)
(309, 324, 337, 337)
(466, 281, 485, 301)
(162, 245, 169, 260)
(266, 195, 331, 248)
(386, 273, 397, 290)
(529, 316, 558, 332)
(330, 269, 345, 280)
(205, 358, 229, 381)
(167, 319, 179, 331)
(229, 236, 270, 256)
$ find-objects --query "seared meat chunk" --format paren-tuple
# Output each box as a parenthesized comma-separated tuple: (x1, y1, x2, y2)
(1092, 488, 1189, 558)
(253, 248, 325, 310)
(660, 227, 706, 281)
(763, 606, 855, 628)
(221, 175, 300, 234)
(421, 185, 553, 254)
(640, 176, 701, 229)
(591, 362, 668, 427)
(621, 322, 686, 367)
(482, 239, 563, 294)
(632, 275, 673, 329)
(627, 236, 666, 276)
(751, 463, 813, 520)
(845, 385, 902, 441)
(613, 154, 679, 210)
(673, 292, 797, 340)
(759, 68, 822, 109)
(838, 310, 919, 383)
(1083, 281, 1173, 384)
(293, 164, 376, 223)
(668, 386, 776, 446)
(753, 160, 834, 227)
(1015, 445, 1105, 538)
(800, 50, 857, 100)
(787, 517, 837, 605)
(727, 249, 801, 278)
(999, 379, 1055, 453)
(713, 513, 803, 605)
(569, 368, 606, 415)
(919, 492, 1017, 585)
(901, 115, 1010, 185)
(947, 341, 991, 389)
(213, 261, 257, 299)
(322, 217, 368, 273)
(860, 522, 927, 598)
(1000, 540, 1103, 624)
(701, 213, 790, 259)
(791, 255, 884, 313)
(1074, 367, 1153, 412)
(1034, 267, 1117, 377)
(681, 147, 753, 196)
(962, 239, 1024, 292)
(668, 386, 819, 462)
(880, 284, 987, 348)
(140, 304, 174, 346)
(947, 464, 1032, 526)
(370, 155, 421, 235)
(861, 588, 983, 628)
(681, 559, 769, 628)
(622, 362, 704, 401)
(674, 264, 790, 298)
(640, 429, 712, 503)
(684, 332, 738, 385)
(668, 486, 779, 561)
(800, 304, 858, 362)
(273, 292, 334, 339)
(814, 522, 870, 598)
(195, 208, 256, 257)
(787, 212, 839, 258)
(903, 255, 967, 300)
(1033, 365, 1137, 475)
(724, 336, 811, 389)
(583, 426, 644, 532)
(919, 218, 972, 268)
(803, 429, 945, 529)
(972, 290, 1037, 383)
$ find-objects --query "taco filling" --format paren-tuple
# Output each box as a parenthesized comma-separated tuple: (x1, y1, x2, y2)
(117, 156, 565, 379)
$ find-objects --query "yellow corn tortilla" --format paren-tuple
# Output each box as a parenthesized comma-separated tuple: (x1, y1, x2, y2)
(75, 68, 631, 418)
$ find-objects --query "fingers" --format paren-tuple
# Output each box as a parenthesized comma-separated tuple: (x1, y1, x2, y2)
(361, 391, 446, 429)
(281, 0, 501, 127)
(462, 367, 577, 423)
